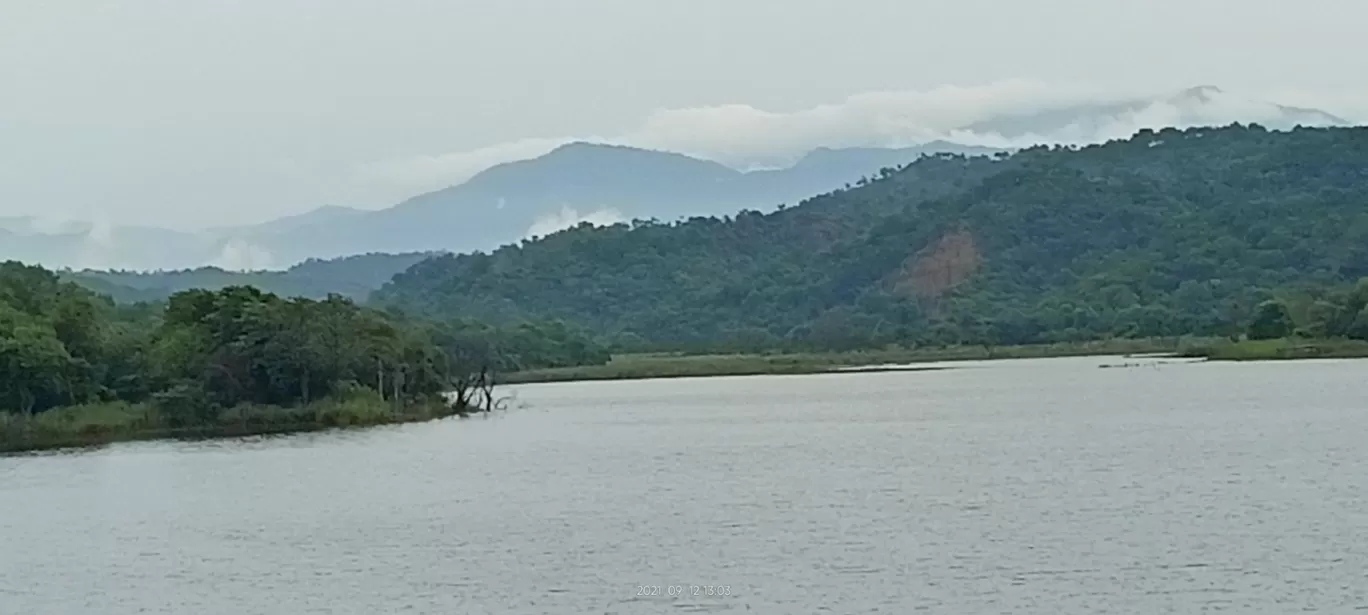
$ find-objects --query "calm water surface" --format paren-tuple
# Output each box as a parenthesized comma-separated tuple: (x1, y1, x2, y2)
(2, 356, 1367, 614)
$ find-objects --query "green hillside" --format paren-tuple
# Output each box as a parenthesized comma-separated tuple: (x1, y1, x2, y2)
(374, 125, 1368, 352)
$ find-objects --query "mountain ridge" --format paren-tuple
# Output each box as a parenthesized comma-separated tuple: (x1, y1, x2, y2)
(3, 86, 1356, 272)
(63, 251, 437, 303)
(373, 124, 1368, 352)
(4, 141, 1003, 271)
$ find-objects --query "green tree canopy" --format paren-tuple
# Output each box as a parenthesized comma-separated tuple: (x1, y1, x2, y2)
(1248, 300, 1295, 340)
(374, 125, 1368, 352)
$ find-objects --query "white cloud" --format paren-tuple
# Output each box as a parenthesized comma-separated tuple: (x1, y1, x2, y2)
(0, 215, 89, 236)
(210, 239, 276, 271)
(526, 206, 625, 239)
(84, 219, 115, 247)
(353, 80, 1116, 191)
(353, 80, 1367, 199)
(1264, 86, 1368, 122)
(627, 79, 1119, 166)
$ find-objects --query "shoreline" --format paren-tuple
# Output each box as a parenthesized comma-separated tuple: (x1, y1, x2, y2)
(501, 338, 1201, 385)
(1, 399, 469, 456)
(503, 337, 1368, 385)
(12, 339, 1363, 454)
(1177, 338, 1368, 362)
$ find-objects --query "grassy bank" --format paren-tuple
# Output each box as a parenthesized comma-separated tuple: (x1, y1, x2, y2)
(1, 392, 465, 455)
(1181, 338, 1368, 361)
(502, 337, 1204, 384)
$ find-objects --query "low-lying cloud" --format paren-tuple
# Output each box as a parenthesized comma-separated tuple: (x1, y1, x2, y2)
(210, 240, 276, 271)
(628, 80, 1111, 167)
(355, 80, 1368, 198)
(526, 206, 626, 240)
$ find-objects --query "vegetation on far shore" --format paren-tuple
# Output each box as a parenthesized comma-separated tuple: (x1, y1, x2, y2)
(507, 334, 1368, 384)
(503, 338, 1200, 384)
(1181, 338, 1368, 362)
(0, 390, 459, 454)
(1177, 281, 1368, 361)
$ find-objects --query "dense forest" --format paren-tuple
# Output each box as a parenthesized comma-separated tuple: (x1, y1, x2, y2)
(0, 261, 608, 448)
(11, 123, 1368, 442)
(64, 252, 436, 303)
(374, 125, 1368, 352)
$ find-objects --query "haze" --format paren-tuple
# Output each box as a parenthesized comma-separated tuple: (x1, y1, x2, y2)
(3, 0, 1367, 229)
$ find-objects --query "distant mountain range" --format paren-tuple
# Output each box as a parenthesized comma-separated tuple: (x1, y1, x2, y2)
(4, 142, 998, 271)
(373, 124, 1368, 352)
(63, 252, 435, 303)
(2, 85, 1353, 273)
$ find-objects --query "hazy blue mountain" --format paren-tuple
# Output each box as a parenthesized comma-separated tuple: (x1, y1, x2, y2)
(46, 142, 996, 298)
(3, 86, 1355, 272)
(64, 252, 436, 303)
(1, 142, 997, 271)
(0, 217, 219, 271)
(230, 204, 367, 235)
(236, 141, 1002, 265)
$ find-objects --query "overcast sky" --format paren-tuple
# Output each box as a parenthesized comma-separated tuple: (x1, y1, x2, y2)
(3, 0, 1367, 229)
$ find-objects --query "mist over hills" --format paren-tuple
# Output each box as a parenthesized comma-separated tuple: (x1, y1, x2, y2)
(4, 142, 1000, 271)
(266, 140, 1001, 265)
(63, 252, 434, 303)
(3, 85, 1354, 274)
(0, 218, 212, 270)
(963, 85, 1346, 140)
(375, 124, 1368, 351)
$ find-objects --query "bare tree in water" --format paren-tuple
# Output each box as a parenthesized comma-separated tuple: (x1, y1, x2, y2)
(436, 327, 506, 414)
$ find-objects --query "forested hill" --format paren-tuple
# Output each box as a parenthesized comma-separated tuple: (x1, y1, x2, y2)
(374, 125, 1368, 351)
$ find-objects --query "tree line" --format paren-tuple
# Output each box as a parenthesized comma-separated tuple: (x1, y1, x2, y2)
(1247, 279, 1368, 341)
(1, 261, 608, 425)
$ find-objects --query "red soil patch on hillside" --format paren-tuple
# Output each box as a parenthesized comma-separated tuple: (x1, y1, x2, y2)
(895, 230, 981, 299)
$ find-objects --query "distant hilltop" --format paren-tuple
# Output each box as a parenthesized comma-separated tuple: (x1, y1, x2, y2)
(3, 85, 1353, 272)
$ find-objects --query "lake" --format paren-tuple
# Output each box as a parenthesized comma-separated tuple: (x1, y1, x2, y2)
(2, 356, 1366, 613)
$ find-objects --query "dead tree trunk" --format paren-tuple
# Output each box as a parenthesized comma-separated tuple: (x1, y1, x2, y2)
(376, 358, 385, 401)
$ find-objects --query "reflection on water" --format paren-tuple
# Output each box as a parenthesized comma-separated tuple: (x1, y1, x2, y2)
(3, 356, 1367, 614)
